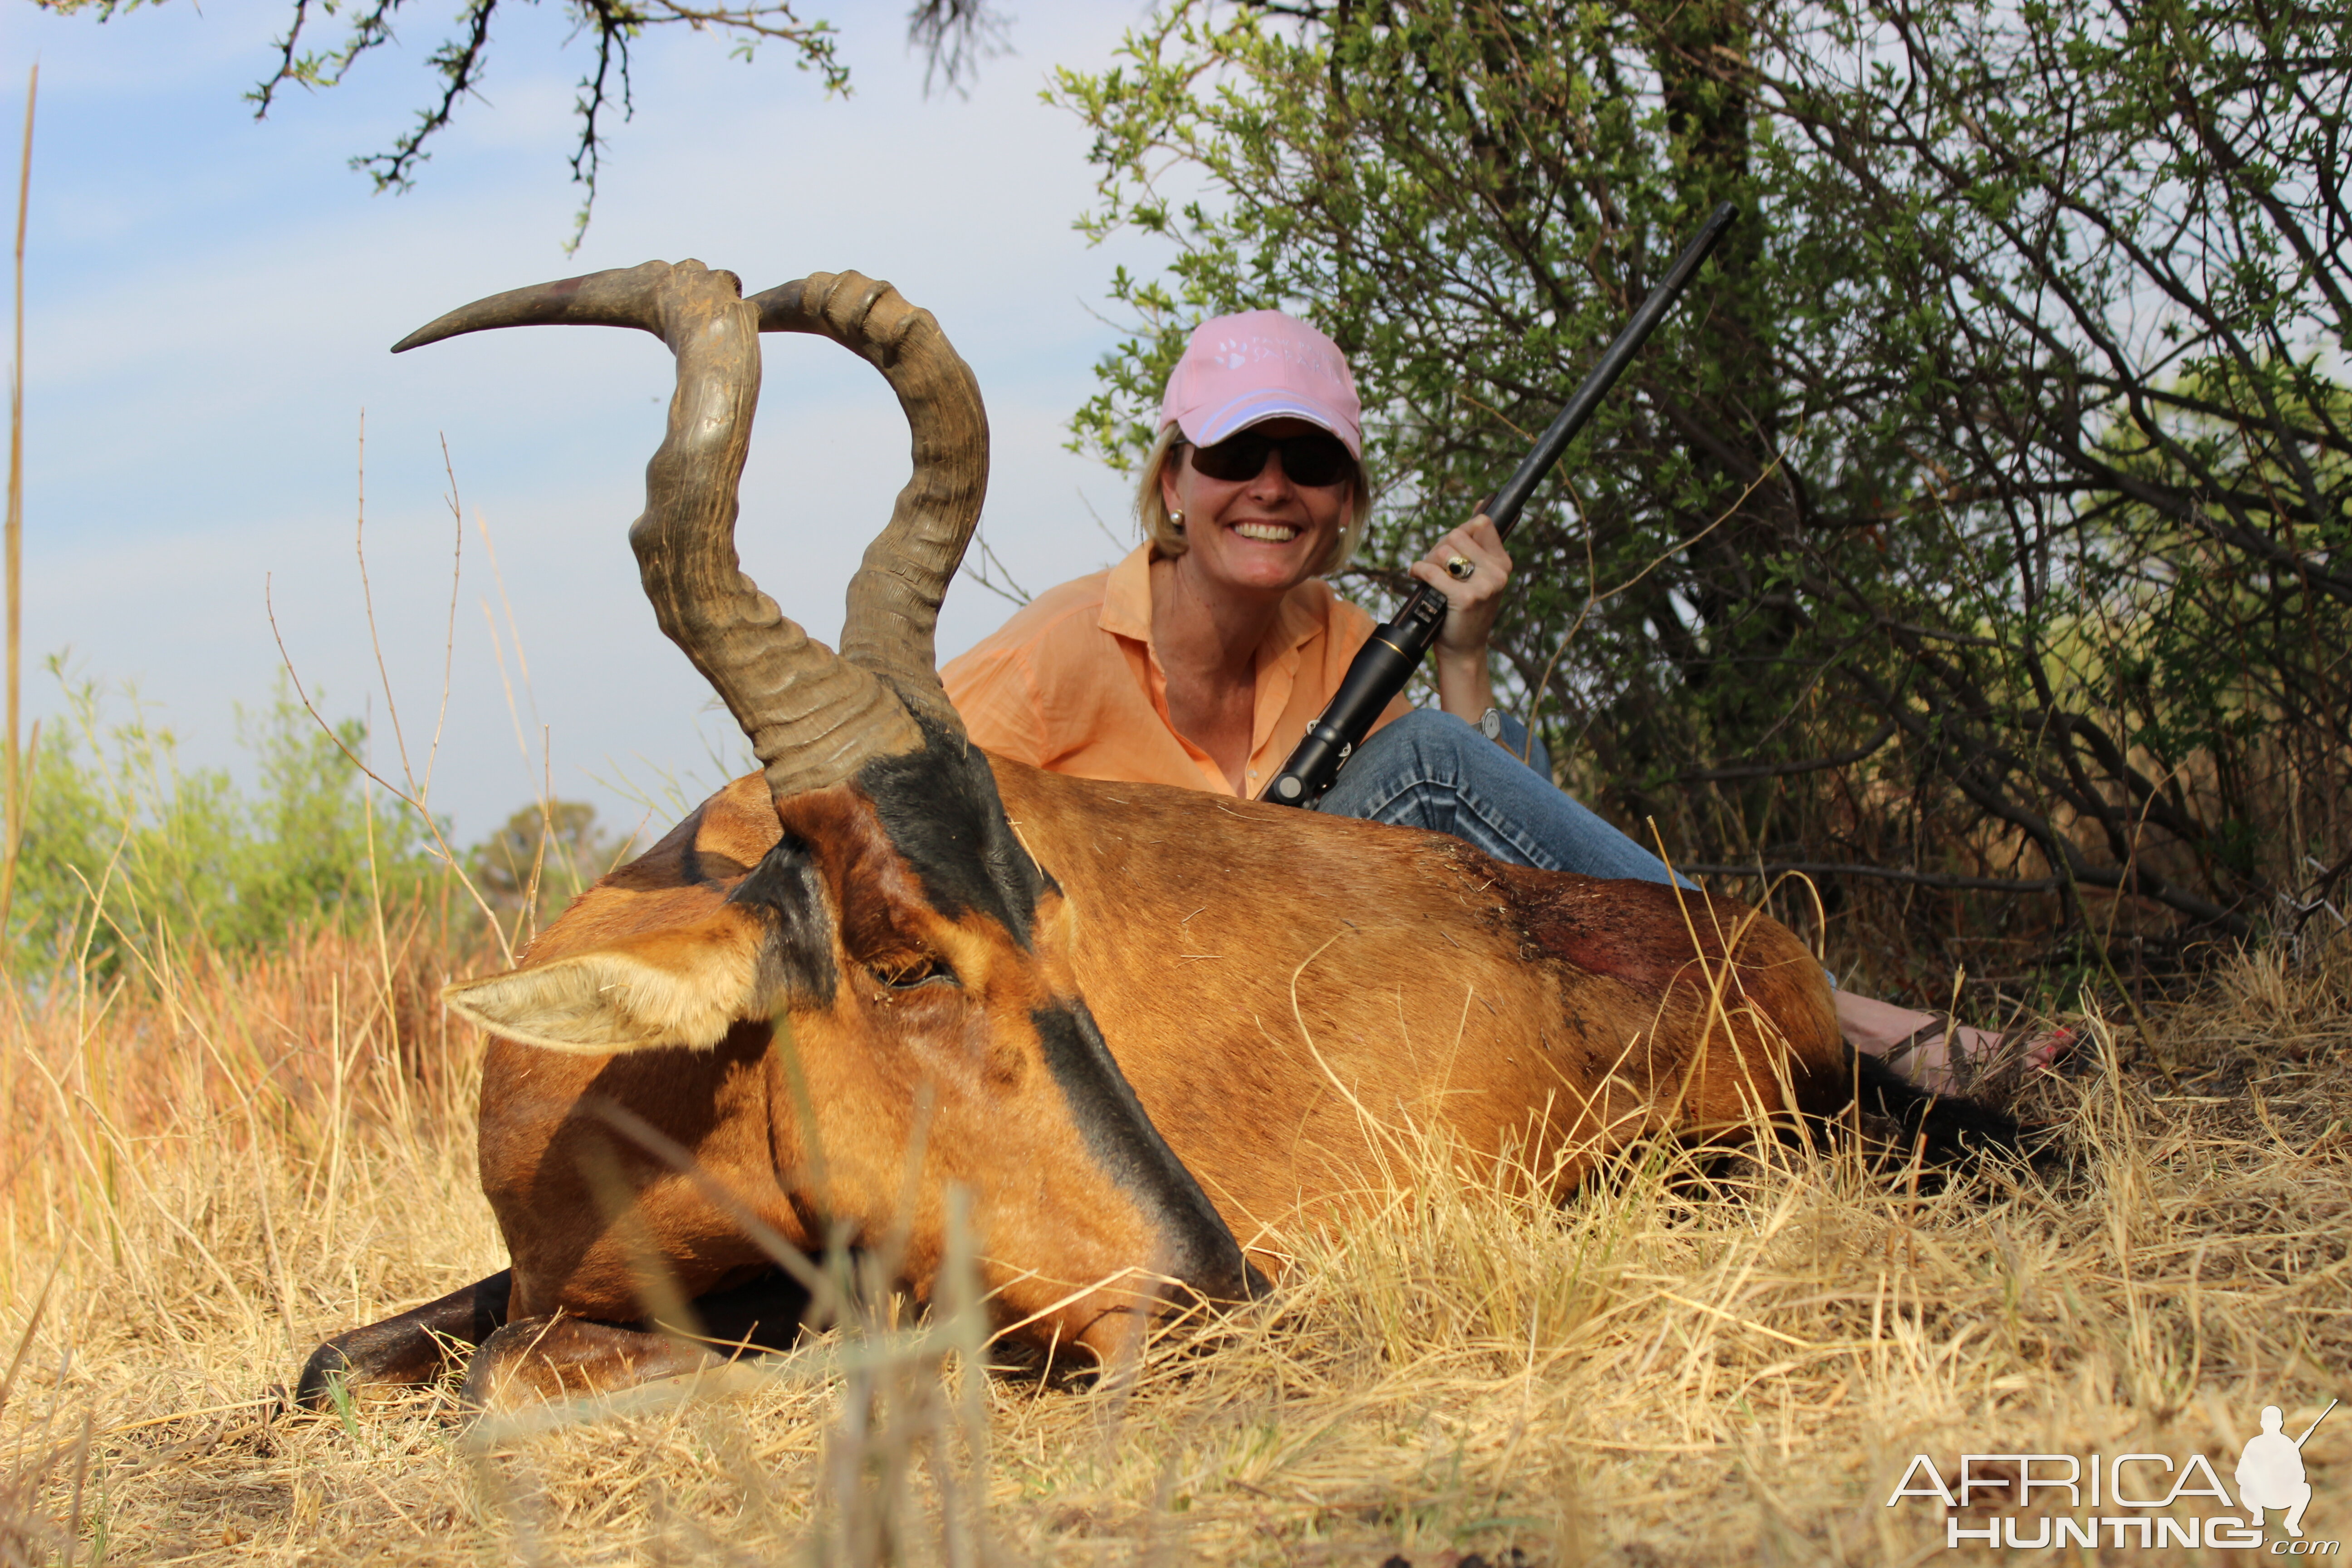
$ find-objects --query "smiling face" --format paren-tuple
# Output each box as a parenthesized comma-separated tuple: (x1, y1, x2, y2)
(1158, 417, 1355, 597)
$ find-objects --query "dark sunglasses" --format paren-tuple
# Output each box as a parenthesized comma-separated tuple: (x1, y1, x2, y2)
(1185, 429, 1355, 488)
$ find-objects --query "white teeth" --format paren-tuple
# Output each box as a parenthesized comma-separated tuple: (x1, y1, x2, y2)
(1232, 522, 1300, 542)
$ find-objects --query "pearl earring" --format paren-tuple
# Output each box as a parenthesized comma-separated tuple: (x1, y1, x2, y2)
(1170, 510, 1186, 533)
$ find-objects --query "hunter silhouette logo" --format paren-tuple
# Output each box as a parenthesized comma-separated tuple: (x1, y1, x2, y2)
(1886, 1398, 2338, 1551)
(2241, 1402, 2335, 1540)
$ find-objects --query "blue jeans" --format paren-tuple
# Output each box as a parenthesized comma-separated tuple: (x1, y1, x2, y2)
(1318, 709, 1694, 888)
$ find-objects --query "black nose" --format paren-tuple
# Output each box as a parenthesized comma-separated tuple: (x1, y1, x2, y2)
(1160, 1230, 1266, 1316)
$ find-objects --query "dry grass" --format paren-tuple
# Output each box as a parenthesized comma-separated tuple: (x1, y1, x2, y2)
(1, 920, 2347, 1567)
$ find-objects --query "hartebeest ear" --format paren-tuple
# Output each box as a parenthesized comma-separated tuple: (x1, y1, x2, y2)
(442, 906, 781, 1055)
(447, 834, 838, 1055)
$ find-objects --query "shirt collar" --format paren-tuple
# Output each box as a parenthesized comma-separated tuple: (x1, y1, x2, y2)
(1099, 544, 1157, 645)
(1270, 574, 1326, 657)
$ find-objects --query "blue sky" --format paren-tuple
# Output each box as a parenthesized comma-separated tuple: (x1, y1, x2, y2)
(5, 0, 1167, 844)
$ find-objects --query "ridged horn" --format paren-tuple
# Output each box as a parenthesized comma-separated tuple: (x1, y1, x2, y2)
(392, 259, 677, 351)
(394, 260, 921, 800)
(750, 272, 988, 732)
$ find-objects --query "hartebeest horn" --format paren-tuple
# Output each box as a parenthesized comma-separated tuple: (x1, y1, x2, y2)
(750, 272, 987, 732)
(393, 260, 924, 800)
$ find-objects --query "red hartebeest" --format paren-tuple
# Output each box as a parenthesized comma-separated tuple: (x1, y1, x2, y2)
(297, 262, 2006, 1411)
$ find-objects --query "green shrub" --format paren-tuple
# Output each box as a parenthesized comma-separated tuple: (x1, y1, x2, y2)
(6, 660, 443, 980)
(469, 799, 619, 914)
(1057, 0, 2351, 979)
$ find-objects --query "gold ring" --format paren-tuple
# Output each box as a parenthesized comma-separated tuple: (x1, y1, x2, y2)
(1445, 554, 1476, 581)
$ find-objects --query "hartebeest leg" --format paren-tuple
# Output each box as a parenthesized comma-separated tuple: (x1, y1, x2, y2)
(1821, 1048, 2028, 1163)
(296, 1270, 513, 1408)
(461, 1317, 719, 1408)
(461, 1268, 815, 1409)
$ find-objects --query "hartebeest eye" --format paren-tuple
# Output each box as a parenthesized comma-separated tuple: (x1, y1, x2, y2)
(872, 953, 957, 990)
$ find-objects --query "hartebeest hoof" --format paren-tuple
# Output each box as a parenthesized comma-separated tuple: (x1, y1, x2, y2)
(456, 1261, 818, 1409)
(1845, 1049, 2031, 1162)
(301, 1266, 818, 1413)
(460, 1317, 724, 1410)
(295, 1270, 513, 1410)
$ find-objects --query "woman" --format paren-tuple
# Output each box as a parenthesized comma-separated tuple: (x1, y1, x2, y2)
(944, 309, 2051, 1091)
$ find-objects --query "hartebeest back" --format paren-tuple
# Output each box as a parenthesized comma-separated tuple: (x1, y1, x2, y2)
(297, 263, 1999, 1411)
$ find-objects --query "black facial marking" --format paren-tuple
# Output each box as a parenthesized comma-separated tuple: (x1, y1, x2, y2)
(855, 713, 1057, 946)
(727, 833, 838, 1003)
(1031, 1002, 1251, 1300)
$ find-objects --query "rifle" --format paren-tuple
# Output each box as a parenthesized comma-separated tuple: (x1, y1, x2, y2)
(1259, 201, 1739, 807)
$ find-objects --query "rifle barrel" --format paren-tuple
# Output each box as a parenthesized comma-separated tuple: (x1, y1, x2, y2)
(1260, 201, 1739, 807)
(1485, 201, 1740, 542)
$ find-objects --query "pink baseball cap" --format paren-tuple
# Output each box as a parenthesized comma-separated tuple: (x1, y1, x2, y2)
(1159, 309, 1362, 458)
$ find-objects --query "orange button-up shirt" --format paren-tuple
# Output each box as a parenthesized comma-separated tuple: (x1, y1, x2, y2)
(941, 544, 1411, 797)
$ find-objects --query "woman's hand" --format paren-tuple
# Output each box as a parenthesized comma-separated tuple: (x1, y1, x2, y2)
(1406, 513, 1511, 721)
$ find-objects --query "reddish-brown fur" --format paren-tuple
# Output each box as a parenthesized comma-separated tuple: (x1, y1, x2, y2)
(473, 757, 1842, 1313)
(1006, 766, 1843, 1257)
(476, 777, 1207, 1363)
(300, 260, 1850, 1411)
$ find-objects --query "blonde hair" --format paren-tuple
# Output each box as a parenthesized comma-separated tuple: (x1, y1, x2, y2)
(1135, 422, 1372, 577)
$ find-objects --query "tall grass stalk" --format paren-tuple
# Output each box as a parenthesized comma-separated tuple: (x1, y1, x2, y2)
(1, 64, 35, 954)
